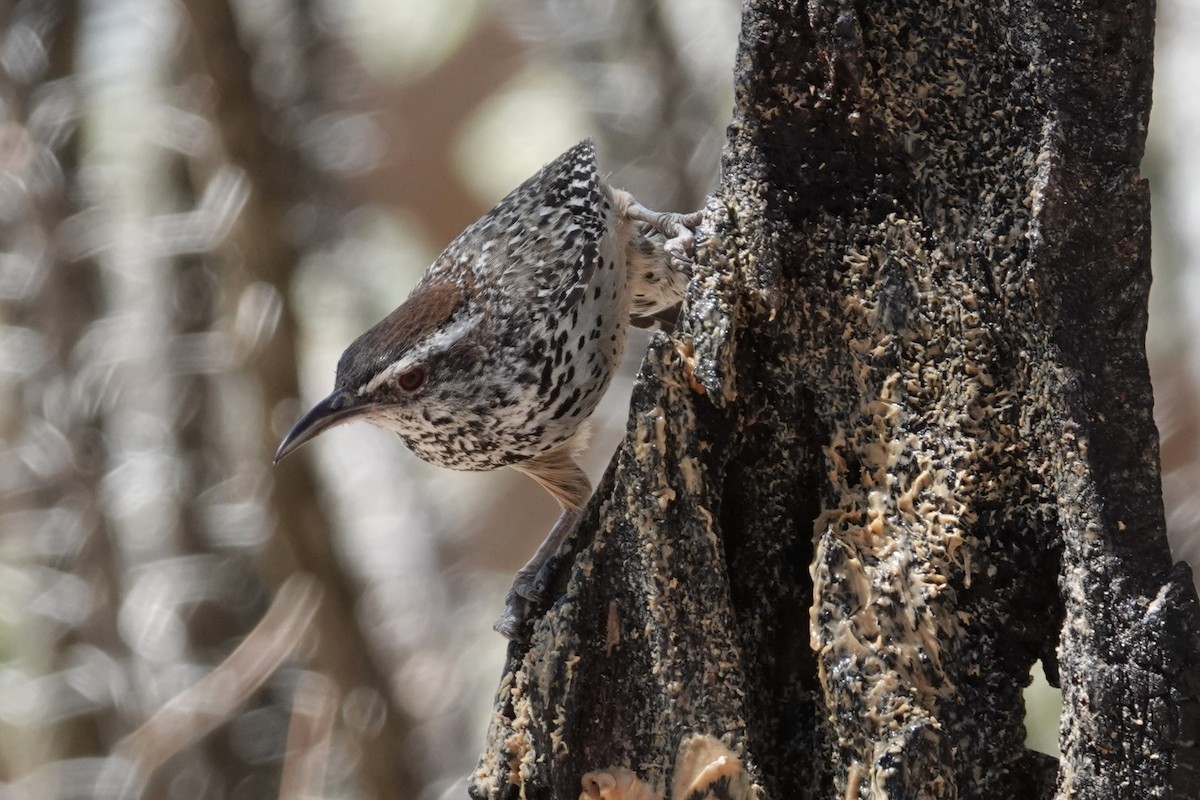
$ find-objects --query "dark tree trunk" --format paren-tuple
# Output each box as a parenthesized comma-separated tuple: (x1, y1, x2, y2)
(471, 2, 1200, 799)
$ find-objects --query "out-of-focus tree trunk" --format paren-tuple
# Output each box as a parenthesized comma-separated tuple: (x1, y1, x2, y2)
(0, 0, 123, 778)
(1, 0, 424, 796)
(472, 2, 1200, 799)
(506, 0, 727, 211)
(180, 0, 421, 796)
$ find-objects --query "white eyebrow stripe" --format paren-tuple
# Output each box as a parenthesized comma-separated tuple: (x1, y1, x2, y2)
(358, 310, 482, 396)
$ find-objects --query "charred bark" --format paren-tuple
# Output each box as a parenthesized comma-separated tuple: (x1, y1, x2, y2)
(471, 2, 1200, 799)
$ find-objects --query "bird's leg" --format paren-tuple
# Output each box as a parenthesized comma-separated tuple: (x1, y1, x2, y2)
(509, 504, 580, 601)
(622, 200, 704, 267)
(497, 443, 591, 639)
(493, 508, 581, 639)
(616, 193, 703, 324)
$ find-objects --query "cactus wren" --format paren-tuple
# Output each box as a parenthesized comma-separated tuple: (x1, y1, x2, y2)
(274, 139, 701, 638)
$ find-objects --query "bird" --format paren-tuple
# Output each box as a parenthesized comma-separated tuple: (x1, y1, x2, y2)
(273, 139, 702, 638)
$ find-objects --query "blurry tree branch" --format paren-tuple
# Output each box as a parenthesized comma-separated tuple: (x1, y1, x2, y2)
(278, 669, 339, 800)
(472, 2, 1200, 799)
(114, 575, 321, 783)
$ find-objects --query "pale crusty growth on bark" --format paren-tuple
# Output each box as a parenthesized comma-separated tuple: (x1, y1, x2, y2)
(471, 2, 1200, 800)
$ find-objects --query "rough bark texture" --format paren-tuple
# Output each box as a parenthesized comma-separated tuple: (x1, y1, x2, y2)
(471, 2, 1200, 800)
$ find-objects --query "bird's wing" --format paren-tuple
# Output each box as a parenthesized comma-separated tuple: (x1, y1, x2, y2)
(427, 139, 615, 321)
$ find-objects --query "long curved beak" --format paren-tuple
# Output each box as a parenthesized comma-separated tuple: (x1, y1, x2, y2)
(273, 389, 364, 463)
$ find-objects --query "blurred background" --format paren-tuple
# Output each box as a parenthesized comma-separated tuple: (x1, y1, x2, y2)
(0, 0, 1192, 797)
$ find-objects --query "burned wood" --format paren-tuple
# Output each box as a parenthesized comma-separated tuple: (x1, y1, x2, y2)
(471, 2, 1199, 800)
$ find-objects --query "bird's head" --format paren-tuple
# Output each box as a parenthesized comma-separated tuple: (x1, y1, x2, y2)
(273, 281, 484, 464)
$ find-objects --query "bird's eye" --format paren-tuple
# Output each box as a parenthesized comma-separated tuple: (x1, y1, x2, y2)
(397, 366, 426, 392)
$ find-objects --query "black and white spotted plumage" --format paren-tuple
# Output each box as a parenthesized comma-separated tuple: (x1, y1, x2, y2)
(328, 140, 687, 481)
(275, 139, 700, 636)
(401, 140, 629, 474)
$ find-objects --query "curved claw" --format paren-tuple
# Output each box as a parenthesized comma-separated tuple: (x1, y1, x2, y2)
(493, 555, 562, 640)
(664, 231, 696, 268)
(626, 203, 704, 268)
(492, 508, 580, 640)
(493, 593, 528, 640)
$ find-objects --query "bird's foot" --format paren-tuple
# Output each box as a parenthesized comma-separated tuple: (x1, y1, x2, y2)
(492, 512, 578, 640)
(491, 561, 542, 639)
(493, 557, 561, 639)
(493, 592, 529, 640)
(625, 202, 704, 269)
